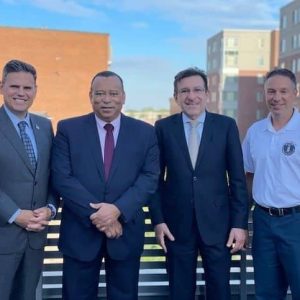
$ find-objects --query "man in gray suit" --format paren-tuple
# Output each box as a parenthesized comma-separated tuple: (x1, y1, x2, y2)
(0, 60, 57, 300)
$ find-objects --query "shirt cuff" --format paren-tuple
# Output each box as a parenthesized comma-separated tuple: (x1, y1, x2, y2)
(8, 209, 21, 224)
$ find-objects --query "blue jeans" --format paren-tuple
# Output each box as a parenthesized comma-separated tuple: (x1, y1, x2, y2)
(252, 206, 300, 300)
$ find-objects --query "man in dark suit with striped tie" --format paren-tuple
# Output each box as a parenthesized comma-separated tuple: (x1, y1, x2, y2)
(0, 59, 57, 300)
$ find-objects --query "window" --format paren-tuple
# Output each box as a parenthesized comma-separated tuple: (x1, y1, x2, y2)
(223, 109, 236, 118)
(292, 59, 297, 73)
(256, 92, 263, 102)
(212, 41, 217, 53)
(292, 35, 298, 49)
(225, 50, 238, 67)
(293, 9, 298, 25)
(223, 91, 237, 101)
(281, 39, 286, 53)
(257, 56, 265, 67)
(258, 38, 265, 49)
(281, 15, 287, 29)
(257, 74, 264, 84)
(224, 76, 238, 86)
(226, 37, 238, 48)
(297, 58, 300, 72)
(256, 110, 262, 120)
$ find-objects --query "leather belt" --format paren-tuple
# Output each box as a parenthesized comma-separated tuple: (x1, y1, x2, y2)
(256, 203, 300, 217)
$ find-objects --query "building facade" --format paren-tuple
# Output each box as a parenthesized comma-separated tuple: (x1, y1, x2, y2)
(280, 0, 300, 109)
(207, 29, 279, 138)
(0, 26, 110, 127)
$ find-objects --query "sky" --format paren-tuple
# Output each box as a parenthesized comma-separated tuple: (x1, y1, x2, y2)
(0, 0, 291, 109)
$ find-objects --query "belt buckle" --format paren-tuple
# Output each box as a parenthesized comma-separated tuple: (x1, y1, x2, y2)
(268, 207, 284, 216)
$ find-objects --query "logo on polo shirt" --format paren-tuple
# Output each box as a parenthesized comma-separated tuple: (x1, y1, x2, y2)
(282, 142, 296, 156)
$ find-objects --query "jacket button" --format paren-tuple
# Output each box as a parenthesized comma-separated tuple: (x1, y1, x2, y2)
(193, 176, 197, 181)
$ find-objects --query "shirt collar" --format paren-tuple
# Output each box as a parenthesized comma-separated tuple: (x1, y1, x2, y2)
(182, 111, 206, 124)
(4, 104, 31, 127)
(94, 113, 121, 131)
(266, 108, 299, 132)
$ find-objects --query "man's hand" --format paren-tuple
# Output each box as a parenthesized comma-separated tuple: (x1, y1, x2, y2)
(26, 207, 51, 232)
(15, 210, 35, 229)
(154, 223, 175, 253)
(226, 228, 248, 254)
(101, 220, 123, 239)
(90, 203, 121, 230)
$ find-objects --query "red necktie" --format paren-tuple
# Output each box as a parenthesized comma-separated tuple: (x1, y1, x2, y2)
(104, 123, 114, 180)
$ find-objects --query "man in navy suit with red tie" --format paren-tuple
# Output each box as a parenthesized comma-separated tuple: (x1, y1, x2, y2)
(51, 71, 160, 300)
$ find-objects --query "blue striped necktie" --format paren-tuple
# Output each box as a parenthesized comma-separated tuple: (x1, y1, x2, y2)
(18, 121, 37, 169)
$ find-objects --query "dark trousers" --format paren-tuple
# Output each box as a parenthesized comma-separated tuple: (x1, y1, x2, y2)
(62, 253, 141, 300)
(253, 206, 300, 300)
(0, 245, 44, 300)
(166, 226, 231, 300)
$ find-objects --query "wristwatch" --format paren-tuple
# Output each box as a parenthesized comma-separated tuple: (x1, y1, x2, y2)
(46, 204, 56, 220)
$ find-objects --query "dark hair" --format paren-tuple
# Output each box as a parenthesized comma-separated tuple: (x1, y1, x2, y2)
(90, 70, 124, 91)
(265, 68, 297, 88)
(174, 67, 208, 96)
(2, 59, 37, 83)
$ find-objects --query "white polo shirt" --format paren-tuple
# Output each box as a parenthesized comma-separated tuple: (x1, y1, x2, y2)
(242, 109, 300, 208)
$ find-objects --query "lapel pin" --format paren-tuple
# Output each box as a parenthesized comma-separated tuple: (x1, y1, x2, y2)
(35, 124, 40, 130)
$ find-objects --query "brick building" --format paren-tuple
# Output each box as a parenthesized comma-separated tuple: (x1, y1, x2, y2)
(0, 26, 110, 127)
(207, 29, 279, 139)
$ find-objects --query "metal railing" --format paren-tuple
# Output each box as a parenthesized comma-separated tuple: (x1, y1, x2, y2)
(39, 208, 257, 299)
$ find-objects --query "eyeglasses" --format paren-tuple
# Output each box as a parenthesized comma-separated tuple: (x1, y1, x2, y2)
(177, 87, 207, 96)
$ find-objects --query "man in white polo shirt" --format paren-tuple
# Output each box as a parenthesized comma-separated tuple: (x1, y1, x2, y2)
(243, 68, 300, 299)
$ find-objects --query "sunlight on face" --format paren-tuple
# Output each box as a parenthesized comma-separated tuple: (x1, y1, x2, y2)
(175, 75, 208, 120)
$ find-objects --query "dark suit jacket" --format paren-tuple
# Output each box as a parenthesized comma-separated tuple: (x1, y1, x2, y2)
(150, 112, 248, 246)
(0, 105, 56, 253)
(51, 113, 160, 262)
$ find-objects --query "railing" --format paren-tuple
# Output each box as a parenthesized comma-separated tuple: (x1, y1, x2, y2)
(38, 207, 278, 299)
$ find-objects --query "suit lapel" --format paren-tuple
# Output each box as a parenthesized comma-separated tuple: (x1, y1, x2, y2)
(195, 112, 214, 169)
(172, 113, 194, 169)
(83, 113, 105, 180)
(30, 115, 44, 176)
(0, 107, 35, 175)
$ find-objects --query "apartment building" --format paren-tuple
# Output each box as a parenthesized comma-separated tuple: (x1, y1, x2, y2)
(280, 0, 300, 108)
(206, 29, 279, 138)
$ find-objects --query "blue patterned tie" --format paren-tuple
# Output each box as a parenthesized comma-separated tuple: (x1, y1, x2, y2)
(18, 121, 37, 169)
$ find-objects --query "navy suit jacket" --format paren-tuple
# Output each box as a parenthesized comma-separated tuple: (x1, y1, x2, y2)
(51, 113, 160, 261)
(150, 112, 248, 246)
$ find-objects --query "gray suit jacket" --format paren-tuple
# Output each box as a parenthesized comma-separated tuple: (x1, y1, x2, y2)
(0, 105, 56, 253)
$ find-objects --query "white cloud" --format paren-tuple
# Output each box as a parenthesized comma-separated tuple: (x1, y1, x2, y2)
(92, 0, 290, 31)
(29, 0, 100, 17)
